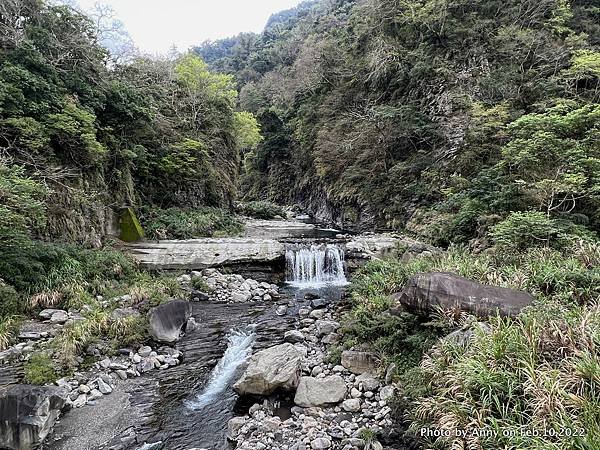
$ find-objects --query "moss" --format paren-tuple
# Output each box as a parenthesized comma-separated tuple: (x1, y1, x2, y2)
(119, 207, 145, 242)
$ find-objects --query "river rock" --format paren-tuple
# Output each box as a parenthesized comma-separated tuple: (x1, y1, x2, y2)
(234, 343, 302, 395)
(294, 376, 346, 407)
(284, 330, 305, 343)
(341, 351, 379, 374)
(148, 299, 192, 343)
(379, 385, 395, 401)
(0, 385, 67, 449)
(342, 398, 361, 412)
(392, 272, 534, 318)
(315, 320, 339, 337)
(227, 416, 247, 440)
(311, 437, 332, 449)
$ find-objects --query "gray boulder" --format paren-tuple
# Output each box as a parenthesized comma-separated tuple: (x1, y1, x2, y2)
(234, 344, 302, 395)
(392, 272, 533, 318)
(294, 376, 346, 407)
(341, 350, 379, 374)
(148, 300, 192, 343)
(0, 385, 67, 450)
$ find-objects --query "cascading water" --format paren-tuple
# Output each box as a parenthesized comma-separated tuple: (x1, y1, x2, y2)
(184, 327, 255, 411)
(285, 243, 348, 287)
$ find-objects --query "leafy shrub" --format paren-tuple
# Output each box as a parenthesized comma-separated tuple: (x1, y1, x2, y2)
(139, 207, 244, 239)
(491, 211, 596, 251)
(24, 353, 59, 385)
(235, 201, 287, 220)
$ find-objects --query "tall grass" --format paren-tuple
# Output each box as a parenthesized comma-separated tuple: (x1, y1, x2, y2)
(346, 240, 600, 449)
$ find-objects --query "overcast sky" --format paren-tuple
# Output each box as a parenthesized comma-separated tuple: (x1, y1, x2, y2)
(66, 0, 303, 55)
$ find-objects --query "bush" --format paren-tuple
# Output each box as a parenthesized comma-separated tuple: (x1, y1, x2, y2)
(139, 207, 244, 239)
(491, 211, 596, 251)
(24, 353, 59, 385)
(235, 201, 287, 220)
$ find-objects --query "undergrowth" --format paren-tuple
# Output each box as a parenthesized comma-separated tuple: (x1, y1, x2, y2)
(139, 206, 244, 239)
(344, 240, 600, 449)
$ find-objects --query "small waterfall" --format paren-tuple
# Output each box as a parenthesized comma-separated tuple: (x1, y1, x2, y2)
(285, 243, 348, 287)
(184, 327, 255, 411)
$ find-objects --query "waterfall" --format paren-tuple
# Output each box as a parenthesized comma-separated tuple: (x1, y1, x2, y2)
(285, 243, 348, 287)
(184, 327, 255, 411)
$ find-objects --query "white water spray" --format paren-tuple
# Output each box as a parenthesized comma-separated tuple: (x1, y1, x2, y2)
(285, 244, 348, 287)
(185, 328, 255, 411)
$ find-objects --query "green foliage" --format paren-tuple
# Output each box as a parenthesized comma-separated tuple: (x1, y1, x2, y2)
(233, 111, 263, 150)
(0, 316, 19, 351)
(191, 277, 212, 292)
(491, 211, 595, 251)
(24, 353, 59, 385)
(139, 207, 244, 239)
(411, 303, 600, 449)
(236, 201, 287, 220)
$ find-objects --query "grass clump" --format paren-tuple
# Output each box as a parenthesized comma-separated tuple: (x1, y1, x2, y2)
(236, 201, 287, 220)
(344, 239, 600, 449)
(139, 206, 244, 239)
(24, 353, 59, 385)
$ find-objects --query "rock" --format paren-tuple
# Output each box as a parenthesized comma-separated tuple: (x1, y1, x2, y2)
(392, 272, 534, 318)
(310, 298, 329, 309)
(311, 437, 332, 449)
(97, 378, 112, 395)
(38, 309, 65, 320)
(138, 346, 152, 357)
(125, 238, 285, 270)
(227, 416, 246, 440)
(342, 398, 361, 412)
(309, 309, 325, 319)
(341, 351, 379, 375)
(234, 343, 302, 395)
(186, 317, 199, 332)
(294, 376, 346, 407)
(315, 320, 340, 337)
(18, 331, 42, 340)
(379, 385, 395, 401)
(356, 374, 379, 391)
(0, 385, 67, 449)
(232, 291, 252, 303)
(284, 330, 305, 343)
(321, 333, 340, 345)
(148, 299, 192, 343)
(276, 305, 287, 316)
(444, 322, 492, 346)
(72, 394, 87, 408)
(110, 307, 140, 320)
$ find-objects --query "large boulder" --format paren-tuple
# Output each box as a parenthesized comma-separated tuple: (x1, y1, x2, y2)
(148, 299, 192, 343)
(0, 385, 67, 450)
(234, 344, 302, 395)
(392, 272, 533, 318)
(341, 350, 379, 375)
(294, 376, 346, 407)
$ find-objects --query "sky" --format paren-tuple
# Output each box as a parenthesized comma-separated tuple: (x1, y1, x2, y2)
(67, 0, 304, 55)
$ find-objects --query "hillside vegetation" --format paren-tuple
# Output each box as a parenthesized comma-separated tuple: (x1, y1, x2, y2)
(197, 0, 600, 246)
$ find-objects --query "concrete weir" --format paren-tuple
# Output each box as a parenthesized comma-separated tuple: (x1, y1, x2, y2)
(125, 238, 286, 270)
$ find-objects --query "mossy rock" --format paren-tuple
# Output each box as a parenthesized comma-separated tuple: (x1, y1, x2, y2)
(119, 207, 145, 242)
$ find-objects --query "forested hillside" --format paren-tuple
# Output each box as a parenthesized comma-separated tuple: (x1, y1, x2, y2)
(0, 0, 261, 318)
(197, 0, 600, 248)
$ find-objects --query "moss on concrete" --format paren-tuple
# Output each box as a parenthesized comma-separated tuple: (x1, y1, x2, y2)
(119, 207, 145, 242)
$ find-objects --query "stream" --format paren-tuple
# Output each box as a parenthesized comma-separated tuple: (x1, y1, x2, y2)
(48, 225, 352, 450)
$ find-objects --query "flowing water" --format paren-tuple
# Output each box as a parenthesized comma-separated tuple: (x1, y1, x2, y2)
(285, 243, 348, 287)
(49, 236, 350, 450)
(184, 327, 256, 411)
